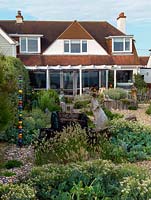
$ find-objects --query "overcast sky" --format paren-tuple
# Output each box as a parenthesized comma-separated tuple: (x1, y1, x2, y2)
(0, 0, 150, 56)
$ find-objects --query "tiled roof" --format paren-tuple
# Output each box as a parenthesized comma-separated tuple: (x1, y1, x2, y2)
(0, 20, 125, 53)
(0, 20, 144, 66)
(18, 55, 140, 66)
(139, 56, 149, 66)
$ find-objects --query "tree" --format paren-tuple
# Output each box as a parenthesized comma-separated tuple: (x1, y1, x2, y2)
(134, 73, 147, 90)
(0, 55, 29, 131)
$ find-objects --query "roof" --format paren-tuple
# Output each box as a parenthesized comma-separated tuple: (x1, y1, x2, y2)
(0, 20, 125, 53)
(139, 56, 149, 66)
(18, 55, 140, 66)
(0, 20, 145, 66)
(0, 27, 16, 44)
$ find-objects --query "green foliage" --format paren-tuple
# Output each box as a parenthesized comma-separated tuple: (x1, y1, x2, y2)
(1, 127, 18, 143)
(0, 95, 14, 131)
(27, 159, 151, 199)
(0, 108, 50, 144)
(128, 105, 138, 110)
(104, 88, 127, 100)
(0, 55, 29, 132)
(0, 183, 36, 200)
(146, 103, 151, 115)
(103, 107, 123, 120)
(74, 100, 90, 109)
(37, 89, 61, 112)
(108, 119, 151, 162)
(4, 160, 23, 169)
(64, 96, 73, 104)
(22, 108, 51, 145)
(99, 136, 127, 163)
(120, 98, 131, 105)
(74, 94, 91, 102)
(73, 94, 91, 110)
(34, 124, 90, 165)
(0, 170, 16, 177)
(134, 73, 147, 90)
(23, 108, 50, 130)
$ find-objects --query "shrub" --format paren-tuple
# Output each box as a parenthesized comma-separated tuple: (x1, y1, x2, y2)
(0, 55, 29, 132)
(74, 100, 90, 109)
(1, 127, 18, 143)
(74, 94, 91, 102)
(134, 73, 147, 90)
(128, 105, 138, 110)
(0, 170, 16, 177)
(0, 183, 36, 200)
(103, 107, 123, 120)
(22, 108, 51, 145)
(37, 89, 61, 112)
(4, 160, 23, 169)
(108, 119, 151, 162)
(73, 94, 91, 110)
(28, 159, 151, 199)
(23, 108, 50, 130)
(104, 88, 127, 100)
(1, 108, 51, 144)
(34, 124, 90, 165)
(146, 103, 151, 115)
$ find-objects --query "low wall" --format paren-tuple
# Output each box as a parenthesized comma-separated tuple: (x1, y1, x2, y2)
(103, 99, 137, 110)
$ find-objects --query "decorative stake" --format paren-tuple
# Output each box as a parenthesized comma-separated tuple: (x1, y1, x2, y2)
(18, 75, 23, 148)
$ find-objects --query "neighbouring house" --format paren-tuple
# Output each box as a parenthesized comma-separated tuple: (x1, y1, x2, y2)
(0, 11, 149, 95)
(139, 52, 151, 91)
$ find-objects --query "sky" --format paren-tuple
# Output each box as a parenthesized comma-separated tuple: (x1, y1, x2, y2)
(0, 0, 150, 56)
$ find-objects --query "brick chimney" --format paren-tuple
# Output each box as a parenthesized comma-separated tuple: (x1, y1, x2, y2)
(16, 10, 23, 23)
(117, 12, 126, 33)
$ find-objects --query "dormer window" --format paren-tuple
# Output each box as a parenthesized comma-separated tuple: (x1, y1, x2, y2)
(64, 40, 87, 53)
(112, 37, 132, 53)
(20, 37, 41, 53)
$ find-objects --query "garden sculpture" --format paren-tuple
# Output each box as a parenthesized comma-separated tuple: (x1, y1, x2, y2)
(91, 92, 108, 131)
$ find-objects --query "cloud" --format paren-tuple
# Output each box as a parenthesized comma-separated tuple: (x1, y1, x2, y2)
(0, 0, 150, 24)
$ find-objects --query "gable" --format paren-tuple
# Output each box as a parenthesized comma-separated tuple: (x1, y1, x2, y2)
(58, 21, 93, 40)
(0, 27, 16, 44)
(44, 21, 108, 55)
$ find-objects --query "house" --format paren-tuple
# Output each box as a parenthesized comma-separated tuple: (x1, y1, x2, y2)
(139, 52, 151, 91)
(0, 11, 149, 95)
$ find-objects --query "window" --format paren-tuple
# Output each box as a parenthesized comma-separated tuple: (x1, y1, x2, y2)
(71, 40, 80, 53)
(64, 41, 69, 52)
(20, 37, 40, 53)
(29, 71, 46, 89)
(116, 70, 133, 83)
(64, 40, 87, 53)
(113, 37, 131, 52)
(82, 40, 87, 52)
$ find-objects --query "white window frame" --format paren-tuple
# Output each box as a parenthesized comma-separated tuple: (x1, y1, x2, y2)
(20, 37, 41, 54)
(112, 37, 132, 53)
(64, 40, 87, 54)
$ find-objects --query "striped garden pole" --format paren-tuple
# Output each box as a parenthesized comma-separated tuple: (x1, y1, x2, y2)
(18, 75, 23, 147)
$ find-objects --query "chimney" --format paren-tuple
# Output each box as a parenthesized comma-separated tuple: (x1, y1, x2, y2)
(16, 10, 23, 23)
(117, 12, 126, 33)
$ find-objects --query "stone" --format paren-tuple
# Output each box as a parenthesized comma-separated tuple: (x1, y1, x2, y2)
(125, 114, 137, 121)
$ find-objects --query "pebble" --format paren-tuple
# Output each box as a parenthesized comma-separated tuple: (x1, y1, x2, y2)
(112, 104, 151, 126)
(0, 145, 34, 184)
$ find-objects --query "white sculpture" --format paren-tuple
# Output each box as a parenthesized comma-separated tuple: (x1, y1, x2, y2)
(91, 93, 108, 131)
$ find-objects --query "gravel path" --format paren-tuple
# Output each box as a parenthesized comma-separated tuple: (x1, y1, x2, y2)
(0, 145, 34, 184)
(112, 103, 151, 126)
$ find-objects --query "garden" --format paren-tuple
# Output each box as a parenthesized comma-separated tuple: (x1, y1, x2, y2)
(1, 55, 151, 199)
